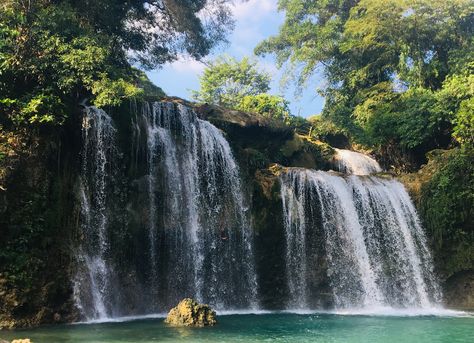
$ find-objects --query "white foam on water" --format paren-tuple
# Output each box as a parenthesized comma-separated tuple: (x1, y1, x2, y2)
(75, 307, 472, 325)
(75, 313, 168, 325)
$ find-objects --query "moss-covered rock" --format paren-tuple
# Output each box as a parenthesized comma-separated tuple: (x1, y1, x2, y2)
(443, 271, 474, 310)
(280, 134, 334, 169)
(0, 126, 79, 329)
(164, 298, 216, 327)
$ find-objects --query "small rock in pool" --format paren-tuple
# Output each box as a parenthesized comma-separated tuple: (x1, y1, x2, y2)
(164, 298, 217, 327)
(11, 339, 32, 343)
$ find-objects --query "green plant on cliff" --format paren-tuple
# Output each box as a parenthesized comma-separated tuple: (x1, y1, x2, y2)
(308, 115, 351, 147)
(193, 55, 310, 126)
(420, 148, 474, 277)
(236, 94, 290, 122)
(438, 69, 474, 147)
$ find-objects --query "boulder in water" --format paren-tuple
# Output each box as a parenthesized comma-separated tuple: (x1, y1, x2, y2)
(164, 298, 217, 327)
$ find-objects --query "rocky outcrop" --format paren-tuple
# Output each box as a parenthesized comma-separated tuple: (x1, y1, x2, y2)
(164, 298, 217, 327)
(0, 127, 79, 329)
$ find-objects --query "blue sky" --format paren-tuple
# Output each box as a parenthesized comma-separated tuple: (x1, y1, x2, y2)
(146, 0, 325, 118)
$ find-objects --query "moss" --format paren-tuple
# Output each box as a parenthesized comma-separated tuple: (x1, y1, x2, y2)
(280, 134, 335, 169)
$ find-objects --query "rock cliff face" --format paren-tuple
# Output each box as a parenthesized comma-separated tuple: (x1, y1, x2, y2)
(0, 99, 335, 328)
(0, 99, 471, 328)
(0, 121, 82, 329)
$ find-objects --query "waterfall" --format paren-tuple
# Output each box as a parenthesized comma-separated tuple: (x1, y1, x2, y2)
(334, 148, 382, 175)
(141, 102, 257, 310)
(74, 107, 117, 320)
(280, 152, 441, 310)
(72, 104, 441, 318)
(73, 102, 257, 320)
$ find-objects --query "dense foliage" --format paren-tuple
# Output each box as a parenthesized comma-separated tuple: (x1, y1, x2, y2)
(0, 0, 234, 126)
(193, 55, 308, 125)
(256, 0, 474, 163)
(193, 56, 272, 107)
(236, 94, 290, 122)
(420, 148, 474, 277)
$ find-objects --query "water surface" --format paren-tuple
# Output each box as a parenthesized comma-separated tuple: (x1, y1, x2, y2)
(3, 313, 473, 343)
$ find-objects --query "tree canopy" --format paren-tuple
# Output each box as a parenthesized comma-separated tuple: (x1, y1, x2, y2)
(193, 55, 298, 123)
(193, 56, 272, 108)
(0, 0, 234, 125)
(256, 0, 474, 157)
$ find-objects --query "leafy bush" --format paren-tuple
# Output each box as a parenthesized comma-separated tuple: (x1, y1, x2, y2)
(308, 115, 350, 145)
(453, 98, 474, 146)
(193, 56, 271, 108)
(420, 148, 474, 276)
(236, 94, 290, 121)
(257, 0, 474, 163)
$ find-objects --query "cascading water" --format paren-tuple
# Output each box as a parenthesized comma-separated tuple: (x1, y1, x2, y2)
(334, 148, 382, 175)
(280, 150, 441, 311)
(141, 102, 257, 310)
(74, 102, 257, 321)
(74, 107, 117, 320)
(73, 105, 441, 319)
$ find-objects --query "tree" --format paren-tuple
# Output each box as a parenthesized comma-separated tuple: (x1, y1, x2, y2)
(255, 0, 358, 89)
(256, 0, 474, 159)
(236, 94, 290, 121)
(437, 70, 474, 147)
(193, 56, 271, 108)
(0, 0, 234, 125)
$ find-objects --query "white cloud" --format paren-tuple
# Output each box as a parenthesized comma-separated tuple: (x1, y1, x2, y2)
(232, 0, 277, 21)
(168, 55, 206, 74)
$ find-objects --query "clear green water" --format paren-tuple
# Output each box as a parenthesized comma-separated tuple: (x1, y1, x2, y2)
(2, 313, 473, 343)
